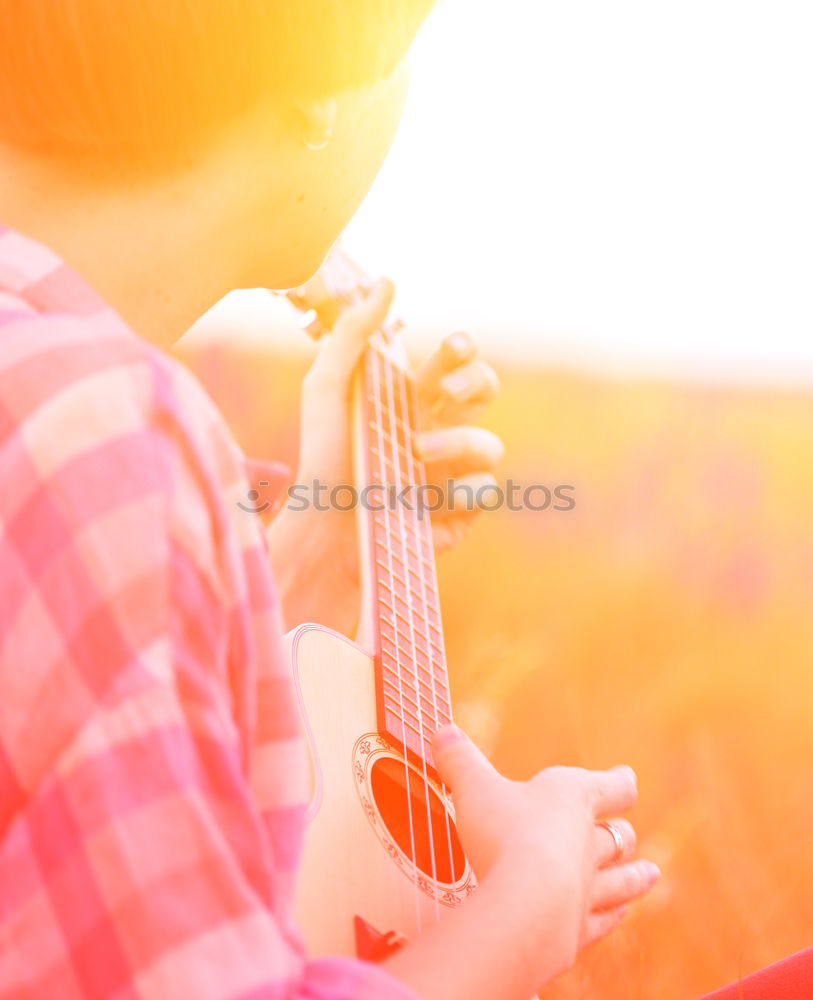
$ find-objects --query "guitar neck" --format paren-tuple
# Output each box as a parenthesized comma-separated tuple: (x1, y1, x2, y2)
(281, 246, 455, 771)
(354, 339, 453, 771)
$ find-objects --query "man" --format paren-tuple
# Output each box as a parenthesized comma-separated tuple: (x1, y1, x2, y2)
(0, 3, 659, 997)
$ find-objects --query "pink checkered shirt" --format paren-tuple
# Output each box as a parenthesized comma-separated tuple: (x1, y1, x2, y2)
(0, 225, 417, 1000)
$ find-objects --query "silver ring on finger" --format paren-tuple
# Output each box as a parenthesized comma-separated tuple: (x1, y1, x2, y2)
(597, 819, 625, 865)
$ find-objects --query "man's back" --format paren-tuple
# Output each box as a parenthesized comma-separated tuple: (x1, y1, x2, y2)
(0, 224, 342, 999)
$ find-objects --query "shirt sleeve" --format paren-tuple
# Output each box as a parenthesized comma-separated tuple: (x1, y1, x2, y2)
(0, 331, 419, 1000)
(1, 651, 420, 1000)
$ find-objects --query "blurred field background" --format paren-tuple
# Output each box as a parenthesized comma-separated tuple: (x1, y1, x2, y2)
(172, 1, 813, 993)
(178, 323, 813, 1000)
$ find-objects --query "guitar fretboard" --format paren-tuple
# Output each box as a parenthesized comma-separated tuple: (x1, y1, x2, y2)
(363, 344, 453, 769)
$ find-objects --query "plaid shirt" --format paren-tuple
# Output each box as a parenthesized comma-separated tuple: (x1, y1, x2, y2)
(0, 225, 417, 1000)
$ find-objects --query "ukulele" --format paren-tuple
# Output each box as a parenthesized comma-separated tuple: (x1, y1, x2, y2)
(281, 249, 476, 961)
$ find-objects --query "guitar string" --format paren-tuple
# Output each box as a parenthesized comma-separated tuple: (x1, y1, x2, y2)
(368, 343, 424, 934)
(377, 346, 442, 924)
(393, 362, 458, 906)
(318, 265, 423, 929)
(320, 261, 450, 923)
(394, 364, 456, 905)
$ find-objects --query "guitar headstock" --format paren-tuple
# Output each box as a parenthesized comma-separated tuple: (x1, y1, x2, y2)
(283, 246, 406, 368)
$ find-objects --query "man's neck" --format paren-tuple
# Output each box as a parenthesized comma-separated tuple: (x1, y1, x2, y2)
(0, 146, 253, 350)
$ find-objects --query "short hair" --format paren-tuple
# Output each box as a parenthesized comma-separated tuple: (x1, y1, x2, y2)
(0, 0, 434, 178)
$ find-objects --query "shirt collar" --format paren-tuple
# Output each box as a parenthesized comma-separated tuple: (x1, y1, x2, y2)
(0, 222, 117, 320)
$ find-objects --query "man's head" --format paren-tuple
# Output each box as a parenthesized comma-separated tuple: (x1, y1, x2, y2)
(0, 1, 433, 288)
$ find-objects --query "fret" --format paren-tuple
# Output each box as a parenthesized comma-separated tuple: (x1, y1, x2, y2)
(379, 697, 440, 742)
(428, 637, 445, 659)
(375, 533, 436, 581)
(373, 510, 428, 537)
(380, 649, 418, 685)
(381, 675, 450, 725)
(369, 407, 412, 440)
(382, 698, 423, 738)
(379, 573, 410, 606)
(374, 554, 407, 586)
(377, 608, 445, 652)
(370, 458, 417, 497)
(384, 726, 434, 765)
(394, 620, 418, 653)
(381, 646, 449, 692)
(379, 617, 436, 662)
(378, 617, 410, 653)
(434, 696, 452, 719)
(382, 681, 423, 720)
(389, 604, 443, 651)
(369, 427, 408, 461)
(380, 455, 410, 482)
(425, 605, 443, 630)
(382, 707, 439, 764)
(419, 692, 451, 723)
(370, 438, 414, 464)
(384, 596, 444, 660)
(381, 656, 450, 704)
(379, 623, 400, 646)
(407, 566, 425, 593)
(405, 545, 435, 577)
(391, 596, 411, 624)
(379, 587, 440, 624)
(404, 537, 434, 572)
(360, 485, 390, 508)
(369, 456, 404, 485)
(382, 709, 434, 760)
(380, 636, 450, 694)
(413, 646, 432, 675)
(364, 340, 454, 765)
(376, 569, 439, 617)
(379, 636, 399, 665)
(285, 250, 453, 770)
(382, 675, 420, 713)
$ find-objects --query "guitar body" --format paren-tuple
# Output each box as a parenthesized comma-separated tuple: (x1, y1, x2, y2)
(286, 623, 475, 959)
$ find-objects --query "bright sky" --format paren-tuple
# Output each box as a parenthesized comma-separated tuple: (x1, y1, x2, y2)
(196, 0, 813, 384)
(341, 0, 813, 383)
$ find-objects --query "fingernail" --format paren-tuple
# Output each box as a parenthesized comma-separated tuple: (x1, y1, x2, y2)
(374, 276, 394, 299)
(433, 724, 464, 752)
(643, 861, 661, 885)
(619, 765, 637, 790)
(440, 372, 470, 401)
(417, 431, 446, 461)
(447, 331, 472, 356)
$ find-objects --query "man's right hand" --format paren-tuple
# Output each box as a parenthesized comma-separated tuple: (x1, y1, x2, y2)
(432, 725, 660, 986)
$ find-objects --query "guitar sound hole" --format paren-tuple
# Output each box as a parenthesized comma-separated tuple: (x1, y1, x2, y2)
(370, 756, 467, 884)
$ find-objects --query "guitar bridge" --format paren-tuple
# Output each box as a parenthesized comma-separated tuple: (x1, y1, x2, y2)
(353, 915, 407, 962)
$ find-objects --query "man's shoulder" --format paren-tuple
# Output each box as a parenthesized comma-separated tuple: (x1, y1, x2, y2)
(4, 300, 259, 539)
(0, 304, 254, 577)
(0, 301, 158, 421)
(0, 304, 231, 455)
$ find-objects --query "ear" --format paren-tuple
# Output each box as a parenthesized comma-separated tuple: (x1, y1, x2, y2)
(296, 96, 338, 152)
